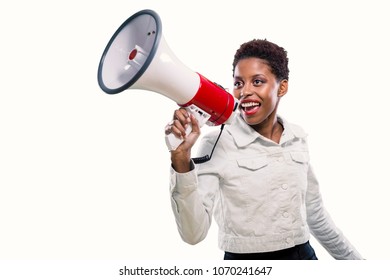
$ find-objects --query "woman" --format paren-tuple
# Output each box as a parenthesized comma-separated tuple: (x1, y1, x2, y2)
(165, 39, 363, 260)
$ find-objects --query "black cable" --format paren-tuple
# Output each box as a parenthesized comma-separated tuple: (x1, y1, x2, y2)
(192, 124, 225, 164)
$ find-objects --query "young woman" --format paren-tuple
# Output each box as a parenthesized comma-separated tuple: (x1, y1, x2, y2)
(165, 39, 363, 260)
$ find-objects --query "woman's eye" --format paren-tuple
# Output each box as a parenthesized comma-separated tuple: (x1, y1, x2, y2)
(253, 79, 264, 86)
(234, 81, 242, 88)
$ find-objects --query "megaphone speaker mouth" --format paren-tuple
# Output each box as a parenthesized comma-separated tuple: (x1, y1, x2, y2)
(97, 9, 162, 94)
(97, 9, 239, 136)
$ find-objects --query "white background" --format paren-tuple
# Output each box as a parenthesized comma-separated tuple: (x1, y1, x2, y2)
(1, 0, 389, 262)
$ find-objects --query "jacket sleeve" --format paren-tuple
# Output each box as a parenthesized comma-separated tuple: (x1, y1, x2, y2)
(306, 165, 363, 259)
(169, 134, 221, 245)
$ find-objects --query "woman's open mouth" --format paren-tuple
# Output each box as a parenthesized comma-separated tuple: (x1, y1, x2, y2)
(240, 101, 261, 115)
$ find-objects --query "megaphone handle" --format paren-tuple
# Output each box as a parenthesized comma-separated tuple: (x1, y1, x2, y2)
(165, 122, 192, 151)
(165, 105, 211, 151)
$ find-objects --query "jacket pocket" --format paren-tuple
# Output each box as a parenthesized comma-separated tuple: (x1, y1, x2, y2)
(289, 151, 309, 164)
(287, 151, 310, 193)
(236, 157, 269, 171)
(231, 156, 270, 226)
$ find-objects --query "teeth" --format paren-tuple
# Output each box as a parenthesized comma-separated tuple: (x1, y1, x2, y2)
(241, 102, 260, 108)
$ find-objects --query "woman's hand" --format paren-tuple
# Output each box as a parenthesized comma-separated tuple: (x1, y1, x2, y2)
(165, 107, 201, 172)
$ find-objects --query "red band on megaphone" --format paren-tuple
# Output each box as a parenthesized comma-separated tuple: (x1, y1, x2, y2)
(179, 74, 236, 125)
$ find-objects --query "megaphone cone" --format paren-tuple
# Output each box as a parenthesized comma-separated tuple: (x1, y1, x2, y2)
(97, 9, 238, 150)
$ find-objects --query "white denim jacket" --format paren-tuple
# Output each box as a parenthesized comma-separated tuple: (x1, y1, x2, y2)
(169, 115, 362, 259)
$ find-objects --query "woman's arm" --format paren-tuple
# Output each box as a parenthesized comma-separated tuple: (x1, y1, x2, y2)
(306, 165, 363, 259)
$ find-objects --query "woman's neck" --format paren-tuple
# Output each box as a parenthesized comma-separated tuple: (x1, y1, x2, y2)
(251, 114, 283, 144)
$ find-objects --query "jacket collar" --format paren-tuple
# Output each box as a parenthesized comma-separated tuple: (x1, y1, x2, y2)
(226, 114, 307, 147)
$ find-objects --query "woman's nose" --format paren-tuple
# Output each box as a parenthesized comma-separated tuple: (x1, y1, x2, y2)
(240, 86, 253, 98)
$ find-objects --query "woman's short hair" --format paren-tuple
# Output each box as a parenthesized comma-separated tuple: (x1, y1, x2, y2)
(232, 39, 289, 81)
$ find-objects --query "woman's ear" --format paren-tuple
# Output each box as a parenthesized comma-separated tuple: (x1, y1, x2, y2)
(278, 79, 288, 97)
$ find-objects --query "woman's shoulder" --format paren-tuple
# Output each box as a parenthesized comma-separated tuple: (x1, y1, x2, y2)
(280, 117, 308, 139)
(195, 126, 232, 159)
(199, 126, 228, 148)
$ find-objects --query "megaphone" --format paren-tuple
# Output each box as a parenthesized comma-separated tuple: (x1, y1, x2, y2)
(97, 9, 238, 151)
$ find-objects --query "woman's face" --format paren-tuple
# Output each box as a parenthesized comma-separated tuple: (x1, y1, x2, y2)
(233, 57, 287, 128)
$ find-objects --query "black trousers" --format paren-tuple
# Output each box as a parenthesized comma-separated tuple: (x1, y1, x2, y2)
(224, 241, 318, 260)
